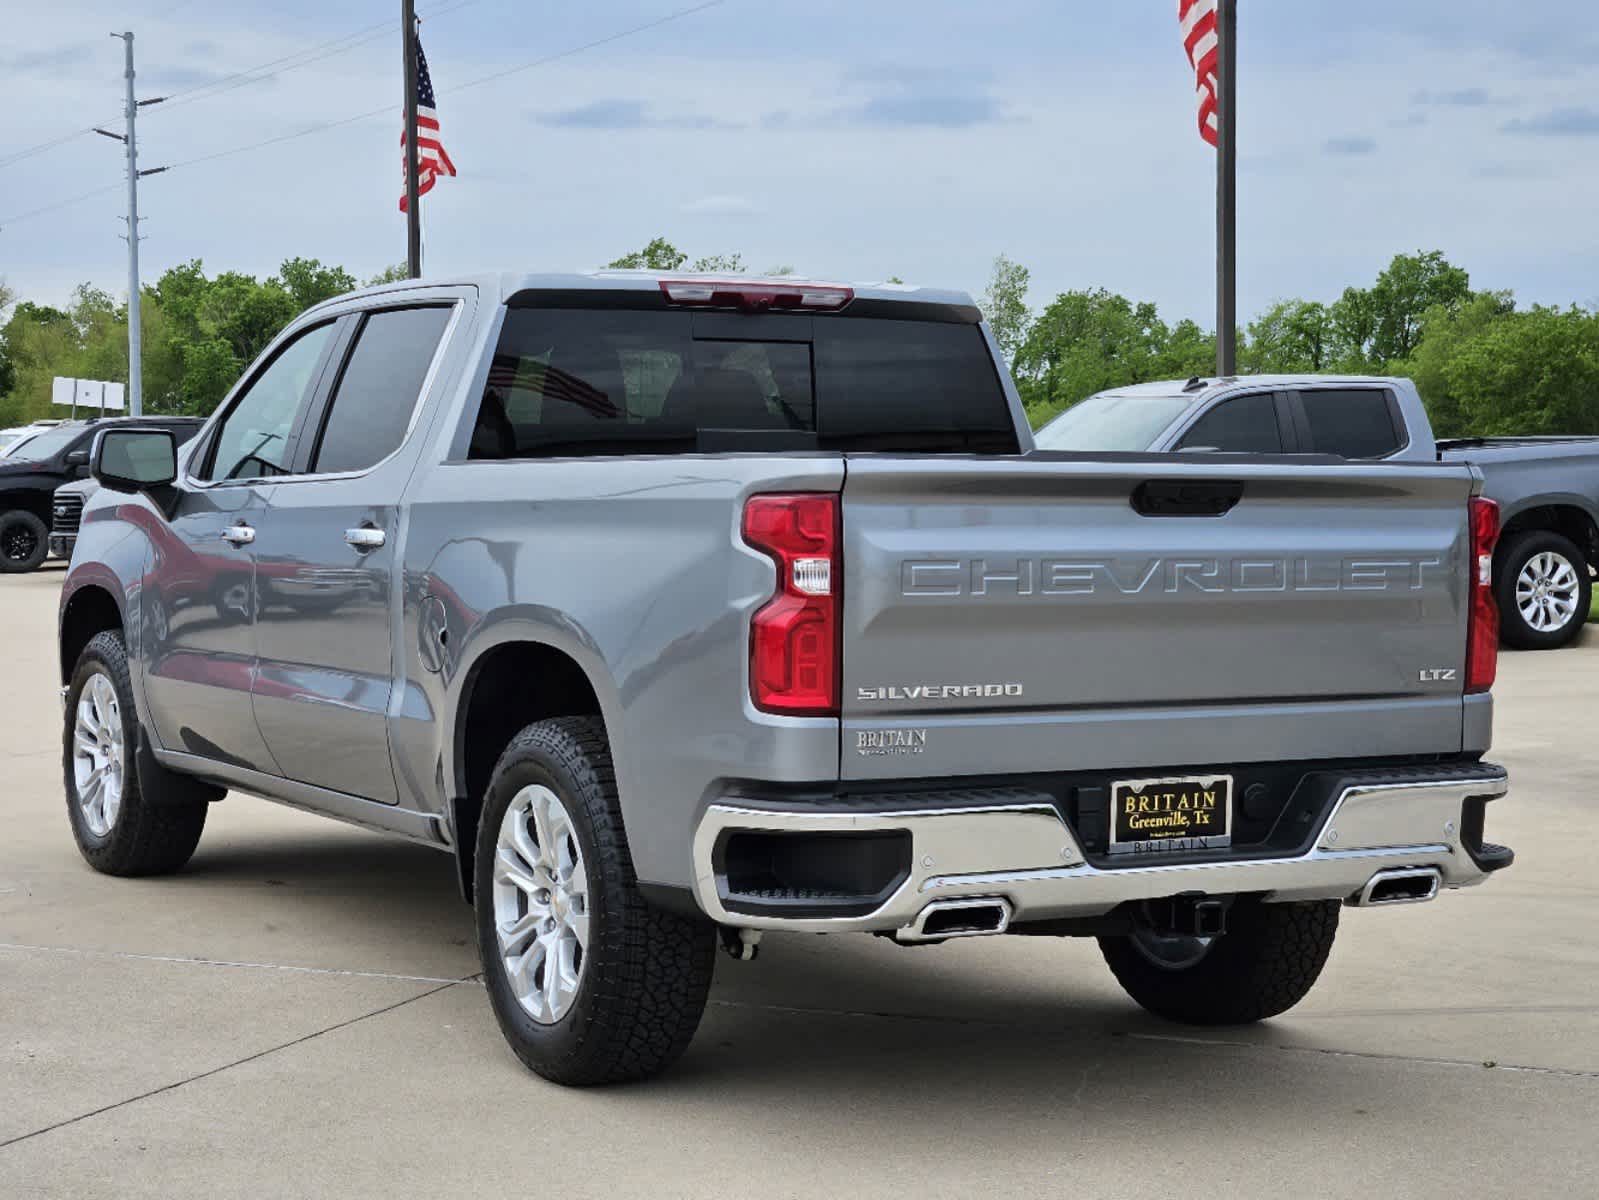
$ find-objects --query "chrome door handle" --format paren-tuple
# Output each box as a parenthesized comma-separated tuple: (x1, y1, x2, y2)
(222, 523, 255, 546)
(345, 527, 386, 550)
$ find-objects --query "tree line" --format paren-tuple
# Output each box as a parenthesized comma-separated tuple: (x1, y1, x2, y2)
(986, 249, 1599, 437)
(2, 242, 1595, 438)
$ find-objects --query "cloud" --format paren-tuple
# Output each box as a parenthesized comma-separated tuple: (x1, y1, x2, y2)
(1412, 87, 1495, 107)
(1474, 162, 1550, 179)
(844, 93, 1003, 128)
(0, 43, 93, 73)
(533, 99, 736, 131)
(1324, 136, 1378, 155)
(1389, 112, 1428, 129)
(681, 194, 759, 216)
(1502, 107, 1599, 135)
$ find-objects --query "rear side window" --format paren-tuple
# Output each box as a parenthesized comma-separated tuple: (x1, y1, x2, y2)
(1298, 389, 1402, 459)
(1177, 392, 1284, 453)
(311, 307, 452, 474)
(470, 307, 1016, 458)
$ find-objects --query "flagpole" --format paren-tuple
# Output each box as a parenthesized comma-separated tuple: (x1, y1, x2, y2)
(1215, 0, 1237, 375)
(402, 0, 422, 278)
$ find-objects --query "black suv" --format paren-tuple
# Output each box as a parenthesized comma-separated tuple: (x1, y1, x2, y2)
(0, 416, 204, 573)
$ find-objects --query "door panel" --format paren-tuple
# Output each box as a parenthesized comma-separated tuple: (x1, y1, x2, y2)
(140, 484, 276, 771)
(250, 485, 399, 802)
(247, 304, 455, 804)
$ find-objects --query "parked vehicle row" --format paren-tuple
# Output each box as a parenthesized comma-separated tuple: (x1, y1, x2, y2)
(0, 416, 203, 572)
(55, 272, 1512, 1085)
(1036, 376, 1599, 649)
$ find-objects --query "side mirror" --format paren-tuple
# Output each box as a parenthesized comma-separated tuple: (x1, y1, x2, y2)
(65, 449, 90, 467)
(92, 428, 178, 494)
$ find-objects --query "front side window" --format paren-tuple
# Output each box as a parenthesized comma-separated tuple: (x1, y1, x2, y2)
(310, 307, 453, 474)
(1177, 392, 1284, 453)
(203, 323, 335, 481)
(1299, 389, 1401, 458)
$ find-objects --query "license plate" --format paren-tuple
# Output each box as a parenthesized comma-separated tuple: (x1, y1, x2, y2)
(1109, 774, 1233, 855)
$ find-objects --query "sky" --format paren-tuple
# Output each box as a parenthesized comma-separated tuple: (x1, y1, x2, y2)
(2, 0, 1597, 326)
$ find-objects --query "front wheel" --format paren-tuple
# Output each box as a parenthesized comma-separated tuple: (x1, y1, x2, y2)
(1497, 530, 1590, 650)
(0, 509, 48, 573)
(64, 630, 219, 875)
(1099, 898, 1339, 1025)
(474, 716, 716, 1085)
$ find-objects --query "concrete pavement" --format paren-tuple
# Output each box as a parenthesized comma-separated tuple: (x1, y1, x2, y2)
(2, 562, 1596, 1198)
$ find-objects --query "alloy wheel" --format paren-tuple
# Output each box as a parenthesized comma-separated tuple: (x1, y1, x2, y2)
(491, 784, 590, 1024)
(1516, 550, 1580, 633)
(2, 523, 39, 564)
(72, 673, 125, 837)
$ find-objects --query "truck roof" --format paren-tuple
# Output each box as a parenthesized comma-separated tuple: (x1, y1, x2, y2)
(307, 270, 978, 316)
(1106, 374, 1410, 402)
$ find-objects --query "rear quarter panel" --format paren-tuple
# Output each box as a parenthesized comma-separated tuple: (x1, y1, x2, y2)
(397, 454, 845, 888)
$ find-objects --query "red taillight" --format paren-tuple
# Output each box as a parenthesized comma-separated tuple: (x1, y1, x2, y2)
(1467, 496, 1500, 694)
(742, 493, 840, 716)
(660, 279, 854, 312)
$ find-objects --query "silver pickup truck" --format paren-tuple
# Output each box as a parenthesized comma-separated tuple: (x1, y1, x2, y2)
(59, 274, 1512, 1085)
(1036, 376, 1599, 649)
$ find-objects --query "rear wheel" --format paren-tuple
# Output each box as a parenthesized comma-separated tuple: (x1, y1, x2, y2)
(474, 716, 716, 1085)
(1099, 898, 1339, 1025)
(0, 509, 48, 573)
(1497, 530, 1590, 650)
(63, 630, 218, 875)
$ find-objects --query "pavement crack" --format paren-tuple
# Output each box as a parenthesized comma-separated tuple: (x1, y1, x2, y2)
(710, 998, 1599, 1081)
(0, 976, 478, 1152)
(0, 942, 474, 985)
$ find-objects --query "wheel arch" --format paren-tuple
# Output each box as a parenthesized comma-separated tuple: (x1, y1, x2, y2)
(1497, 499, 1599, 565)
(446, 632, 616, 903)
(59, 582, 126, 685)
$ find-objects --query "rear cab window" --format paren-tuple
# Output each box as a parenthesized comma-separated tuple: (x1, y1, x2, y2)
(1176, 392, 1286, 453)
(469, 296, 1019, 459)
(1296, 388, 1403, 459)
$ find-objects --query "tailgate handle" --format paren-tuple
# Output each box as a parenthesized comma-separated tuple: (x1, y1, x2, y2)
(1131, 480, 1244, 518)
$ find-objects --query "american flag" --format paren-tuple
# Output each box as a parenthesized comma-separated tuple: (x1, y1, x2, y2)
(1178, 0, 1220, 146)
(400, 36, 457, 213)
(485, 356, 622, 419)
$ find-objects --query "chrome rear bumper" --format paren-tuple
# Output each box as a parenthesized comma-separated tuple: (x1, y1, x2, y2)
(691, 770, 1510, 934)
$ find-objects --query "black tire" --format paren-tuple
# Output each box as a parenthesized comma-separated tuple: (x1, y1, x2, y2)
(1099, 899, 1339, 1025)
(0, 509, 49, 574)
(63, 629, 218, 876)
(474, 716, 716, 1085)
(1496, 529, 1591, 650)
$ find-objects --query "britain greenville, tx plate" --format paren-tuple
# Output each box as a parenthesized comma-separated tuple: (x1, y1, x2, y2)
(1108, 774, 1233, 855)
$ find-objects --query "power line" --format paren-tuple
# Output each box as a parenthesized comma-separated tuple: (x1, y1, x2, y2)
(160, 1, 727, 172)
(0, 0, 727, 229)
(0, 0, 476, 171)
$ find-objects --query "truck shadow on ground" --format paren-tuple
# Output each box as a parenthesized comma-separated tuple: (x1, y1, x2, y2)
(166, 825, 1371, 1110)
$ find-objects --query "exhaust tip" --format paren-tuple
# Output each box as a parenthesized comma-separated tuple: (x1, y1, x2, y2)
(1355, 868, 1442, 907)
(896, 897, 1012, 943)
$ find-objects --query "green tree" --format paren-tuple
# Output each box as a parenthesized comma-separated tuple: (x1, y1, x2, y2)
(980, 254, 1031, 367)
(1403, 294, 1599, 437)
(688, 253, 746, 274)
(608, 237, 689, 271)
(364, 262, 410, 287)
(1245, 299, 1335, 373)
(1334, 250, 1472, 369)
(273, 257, 357, 313)
(1012, 288, 1177, 421)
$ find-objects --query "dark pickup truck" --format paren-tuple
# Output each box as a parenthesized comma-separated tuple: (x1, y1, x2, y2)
(0, 416, 203, 573)
(1036, 375, 1599, 649)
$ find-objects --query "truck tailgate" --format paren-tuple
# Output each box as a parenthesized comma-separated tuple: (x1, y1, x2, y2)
(840, 455, 1477, 780)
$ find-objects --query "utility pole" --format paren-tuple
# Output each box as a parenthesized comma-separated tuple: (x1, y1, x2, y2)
(402, 0, 422, 278)
(1214, 0, 1238, 376)
(97, 33, 165, 416)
